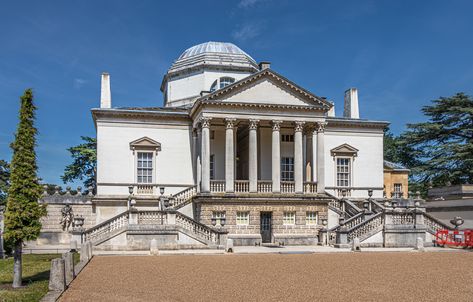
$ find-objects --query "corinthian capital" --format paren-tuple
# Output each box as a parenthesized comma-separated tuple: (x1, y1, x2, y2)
(225, 118, 237, 129)
(294, 121, 305, 132)
(200, 117, 212, 128)
(316, 122, 327, 133)
(272, 120, 283, 131)
(249, 119, 259, 130)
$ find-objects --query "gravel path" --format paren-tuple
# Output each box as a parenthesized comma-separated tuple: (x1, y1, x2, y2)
(60, 252, 473, 302)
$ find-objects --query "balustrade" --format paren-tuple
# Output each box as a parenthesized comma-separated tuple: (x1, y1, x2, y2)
(175, 212, 221, 244)
(235, 180, 249, 193)
(303, 182, 317, 194)
(83, 211, 129, 243)
(424, 212, 451, 233)
(257, 181, 272, 193)
(210, 180, 225, 193)
(169, 186, 197, 209)
(347, 212, 384, 242)
(281, 181, 295, 193)
(136, 184, 155, 195)
(392, 213, 415, 225)
(138, 211, 166, 225)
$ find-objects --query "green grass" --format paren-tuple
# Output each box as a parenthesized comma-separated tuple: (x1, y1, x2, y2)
(0, 254, 63, 302)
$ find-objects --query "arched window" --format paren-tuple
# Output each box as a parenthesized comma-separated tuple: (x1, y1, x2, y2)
(210, 80, 218, 92)
(219, 77, 235, 89)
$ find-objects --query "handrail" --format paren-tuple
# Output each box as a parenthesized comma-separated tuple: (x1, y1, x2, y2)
(170, 185, 197, 208)
(423, 212, 453, 232)
(83, 210, 130, 235)
(346, 212, 384, 242)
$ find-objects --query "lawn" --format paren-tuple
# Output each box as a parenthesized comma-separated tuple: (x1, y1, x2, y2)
(0, 253, 78, 302)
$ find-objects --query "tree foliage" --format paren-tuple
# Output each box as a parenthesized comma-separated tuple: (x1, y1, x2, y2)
(0, 159, 10, 206)
(401, 92, 473, 187)
(61, 136, 97, 189)
(4, 89, 46, 243)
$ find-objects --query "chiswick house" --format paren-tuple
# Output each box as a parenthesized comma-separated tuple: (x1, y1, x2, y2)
(36, 42, 449, 250)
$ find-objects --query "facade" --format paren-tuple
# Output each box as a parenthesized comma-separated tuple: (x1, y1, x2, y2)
(39, 41, 456, 250)
(383, 160, 409, 199)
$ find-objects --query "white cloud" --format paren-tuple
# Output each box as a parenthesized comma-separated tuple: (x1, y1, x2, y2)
(238, 0, 265, 9)
(73, 78, 87, 89)
(232, 22, 263, 42)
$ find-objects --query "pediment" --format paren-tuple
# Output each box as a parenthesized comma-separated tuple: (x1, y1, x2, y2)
(330, 144, 359, 157)
(198, 69, 332, 110)
(129, 137, 161, 151)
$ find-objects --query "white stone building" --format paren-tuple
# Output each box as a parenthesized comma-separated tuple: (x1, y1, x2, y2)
(83, 42, 387, 246)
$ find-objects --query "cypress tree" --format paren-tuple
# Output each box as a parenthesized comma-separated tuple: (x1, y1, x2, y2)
(4, 89, 46, 288)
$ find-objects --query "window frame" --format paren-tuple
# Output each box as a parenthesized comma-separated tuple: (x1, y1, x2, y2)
(306, 211, 318, 225)
(236, 211, 250, 226)
(210, 154, 215, 180)
(212, 211, 226, 226)
(283, 211, 296, 225)
(136, 151, 154, 184)
(281, 157, 295, 181)
(336, 157, 351, 187)
(393, 183, 403, 198)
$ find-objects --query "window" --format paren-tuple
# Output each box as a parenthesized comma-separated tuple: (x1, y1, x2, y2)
(210, 80, 218, 92)
(236, 211, 250, 225)
(137, 152, 153, 184)
(306, 212, 318, 225)
(210, 130, 215, 140)
(281, 157, 294, 181)
(210, 154, 215, 180)
(283, 212, 296, 225)
(336, 158, 351, 187)
(212, 211, 226, 226)
(393, 183, 403, 198)
(219, 77, 235, 89)
(281, 134, 294, 142)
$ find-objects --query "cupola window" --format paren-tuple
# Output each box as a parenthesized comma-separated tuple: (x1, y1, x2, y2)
(209, 77, 235, 92)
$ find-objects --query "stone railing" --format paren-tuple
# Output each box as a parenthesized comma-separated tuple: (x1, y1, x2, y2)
(424, 212, 452, 234)
(341, 212, 364, 230)
(175, 212, 223, 245)
(82, 210, 129, 243)
(392, 213, 415, 225)
(210, 180, 225, 193)
(344, 199, 363, 217)
(136, 184, 155, 195)
(257, 181, 272, 193)
(328, 199, 343, 212)
(235, 180, 249, 193)
(371, 199, 385, 213)
(347, 212, 384, 242)
(303, 182, 317, 194)
(169, 186, 197, 209)
(281, 181, 295, 193)
(138, 211, 167, 225)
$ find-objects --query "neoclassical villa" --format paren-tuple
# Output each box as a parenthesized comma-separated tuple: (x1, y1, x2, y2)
(36, 42, 450, 250)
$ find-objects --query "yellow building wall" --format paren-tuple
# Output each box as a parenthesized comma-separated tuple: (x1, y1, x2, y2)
(384, 170, 409, 198)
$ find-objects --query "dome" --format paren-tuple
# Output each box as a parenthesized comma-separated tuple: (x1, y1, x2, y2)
(178, 41, 256, 63)
(168, 41, 259, 73)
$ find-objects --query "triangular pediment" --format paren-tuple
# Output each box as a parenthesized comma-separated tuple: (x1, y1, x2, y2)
(330, 144, 359, 157)
(129, 137, 161, 151)
(198, 69, 332, 110)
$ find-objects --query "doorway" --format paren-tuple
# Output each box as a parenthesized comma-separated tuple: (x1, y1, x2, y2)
(260, 212, 272, 243)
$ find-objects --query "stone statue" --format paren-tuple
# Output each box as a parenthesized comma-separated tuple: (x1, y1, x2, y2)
(60, 204, 74, 231)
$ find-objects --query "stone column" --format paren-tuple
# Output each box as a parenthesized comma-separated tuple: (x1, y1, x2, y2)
(294, 121, 305, 193)
(272, 120, 282, 193)
(225, 118, 236, 193)
(192, 128, 198, 185)
(196, 128, 202, 192)
(200, 117, 211, 193)
(248, 119, 259, 192)
(311, 128, 317, 183)
(316, 122, 327, 193)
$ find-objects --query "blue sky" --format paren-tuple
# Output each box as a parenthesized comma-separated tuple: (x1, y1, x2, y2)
(1, 0, 473, 186)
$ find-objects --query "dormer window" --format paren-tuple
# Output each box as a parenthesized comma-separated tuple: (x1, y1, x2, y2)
(209, 77, 235, 92)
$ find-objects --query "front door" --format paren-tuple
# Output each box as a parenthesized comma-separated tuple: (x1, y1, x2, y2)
(260, 212, 272, 243)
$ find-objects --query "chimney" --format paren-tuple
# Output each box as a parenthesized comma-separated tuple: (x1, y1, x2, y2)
(328, 101, 335, 117)
(100, 72, 111, 109)
(343, 88, 359, 119)
(258, 61, 271, 70)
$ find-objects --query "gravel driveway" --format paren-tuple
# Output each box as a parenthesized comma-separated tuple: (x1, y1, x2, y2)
(60, 252, 473, 302)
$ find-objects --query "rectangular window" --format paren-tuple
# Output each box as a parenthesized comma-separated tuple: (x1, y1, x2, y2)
(281, 157, 294, 181)
(306, 212, 318, 225)
(336, 158, 351, 187)
(212, 211, 225, 226)
(283, 212, 296, 225)
(394, 183, 402, 198)
(137, 152, 153, 184)
(281, 134, 294, 142)
(210, 154, 215, 180)
(236, 211, 250, 225)
(210, 130, 215, 140)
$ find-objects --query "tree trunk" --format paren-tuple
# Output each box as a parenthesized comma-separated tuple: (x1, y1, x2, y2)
(12, 241, 22, 288)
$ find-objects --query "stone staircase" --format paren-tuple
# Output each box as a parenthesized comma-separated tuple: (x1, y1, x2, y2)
(79, 208, 226, 249)
(169, 186, 197, 210)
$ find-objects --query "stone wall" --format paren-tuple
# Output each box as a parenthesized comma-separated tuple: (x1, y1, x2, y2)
(197, 201, 327, 245)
